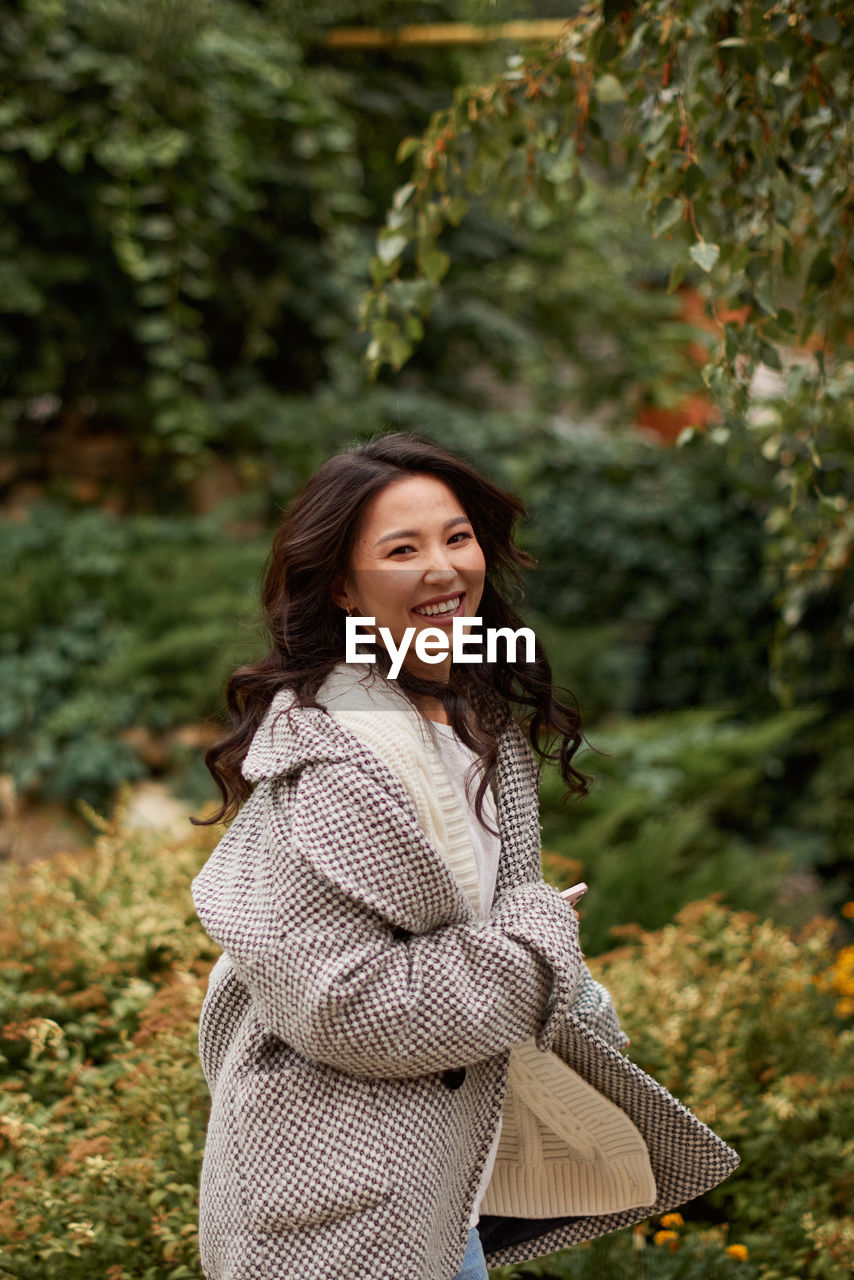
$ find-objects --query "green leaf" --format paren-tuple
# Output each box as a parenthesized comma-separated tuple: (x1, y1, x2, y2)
(806, 251, 835, 287)
(370, 256, 394, 287)
(667, 261, 687, 294)
(654, 199, 683, 237)
(645, 112, 672, 145)
(388, 335, 414, 369)
(392, 183, 416, 211)
(396, 137, 421, 164)
(445, 196, 469, 226)
(689, 242, 720, 273)
(421, 248, 450, 284)
(377, 233, 407, 265)
(369, 320, 398, 343)
(759, 340, 783, 372)
(594, 74, 625, 104)
(561, 173, 585, 204)
(810, 16, 840, 44)
(755, 279, 777, 317)
(782, 240, 798, 279)
(404, 314, 424, 341)
(683, 163, 704, 197)
(139, 215, 174, 241)
(135, 315, 174, 344)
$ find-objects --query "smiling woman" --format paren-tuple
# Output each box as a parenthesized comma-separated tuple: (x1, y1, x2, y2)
(194, 430, 589, 825)
(189, 430, 739, 1280)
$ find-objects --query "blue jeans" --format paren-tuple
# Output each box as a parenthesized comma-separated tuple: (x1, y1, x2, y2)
(450, 1226, 489, 1280)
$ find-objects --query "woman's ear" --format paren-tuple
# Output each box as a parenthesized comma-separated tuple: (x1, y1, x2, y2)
(330, 576, 349, 612)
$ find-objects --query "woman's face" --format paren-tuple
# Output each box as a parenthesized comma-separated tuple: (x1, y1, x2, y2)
(333, 473, 486, 682)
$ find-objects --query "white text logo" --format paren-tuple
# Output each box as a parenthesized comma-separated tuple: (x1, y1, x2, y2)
(344, 616, 535, 679)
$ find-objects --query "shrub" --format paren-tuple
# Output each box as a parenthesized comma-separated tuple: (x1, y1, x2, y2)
(0, 502, 266, 807)
(0, 804, 218, 1278)
(0, 811, 851, 1278)
(538, 702, 840, 953)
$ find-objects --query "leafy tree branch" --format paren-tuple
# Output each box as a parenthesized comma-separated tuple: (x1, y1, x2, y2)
(363, 0, 854, 641)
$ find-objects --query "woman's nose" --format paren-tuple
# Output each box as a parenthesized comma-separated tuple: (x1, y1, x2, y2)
(423, 562, 456, 583)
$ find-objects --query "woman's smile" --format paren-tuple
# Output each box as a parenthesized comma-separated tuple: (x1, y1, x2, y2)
(411, 591, 467, 623)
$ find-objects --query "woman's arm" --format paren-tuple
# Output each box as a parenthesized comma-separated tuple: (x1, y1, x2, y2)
(194, 759, 585, 1079)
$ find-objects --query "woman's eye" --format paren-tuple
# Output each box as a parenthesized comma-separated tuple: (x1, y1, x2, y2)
(389, 532, 471, 555)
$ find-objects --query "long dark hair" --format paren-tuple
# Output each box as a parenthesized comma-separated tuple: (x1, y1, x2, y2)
(192, 431, 592, 829)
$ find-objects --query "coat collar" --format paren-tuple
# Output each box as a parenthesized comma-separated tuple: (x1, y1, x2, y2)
(241, 664, 513, 781)
(238, 664, 542, 926)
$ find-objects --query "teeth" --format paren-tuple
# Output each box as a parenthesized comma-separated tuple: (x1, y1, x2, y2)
(413, 595, 461, 617)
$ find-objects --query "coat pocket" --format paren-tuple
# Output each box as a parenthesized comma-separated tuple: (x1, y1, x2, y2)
(234, 1044, 392, 1232)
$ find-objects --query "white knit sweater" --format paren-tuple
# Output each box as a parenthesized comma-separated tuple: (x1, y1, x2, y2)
(319, 663, 656, 1220)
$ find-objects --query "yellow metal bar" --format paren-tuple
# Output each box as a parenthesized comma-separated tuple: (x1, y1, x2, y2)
(323, 20, 573, 49)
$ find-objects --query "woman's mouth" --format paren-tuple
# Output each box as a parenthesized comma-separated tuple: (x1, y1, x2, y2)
(411, 592, 466, 626)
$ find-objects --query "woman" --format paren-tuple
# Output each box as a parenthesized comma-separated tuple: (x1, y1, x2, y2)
(191, 432, 739, 1280)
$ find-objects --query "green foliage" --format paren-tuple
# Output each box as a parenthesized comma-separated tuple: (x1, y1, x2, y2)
(4, 421, 850, 817)
(0, 502, 267, 805)
(366, 0, 854, 374)
(508, 428, 782, 717)
(494, 1225, 760, 1280)
(1, 821, 851, 1278)
(752, 365, 854, 708)
(401, 176, 707, 419)
(0, 0, 367, 470)
(0, 810, 219, 1278)
(422, 414, 851, 719)
(0, 0, 708, 504)
(538, 702, 836, 955)
(363, 0, 854, 666)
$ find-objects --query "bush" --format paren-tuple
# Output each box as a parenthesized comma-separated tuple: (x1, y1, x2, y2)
(502, 427, 783, 720)
(0, 814, 851, 1278)
(0, 501, 266, 807)
(0, 804, 218, 1278)
(537, 702, 844, 953)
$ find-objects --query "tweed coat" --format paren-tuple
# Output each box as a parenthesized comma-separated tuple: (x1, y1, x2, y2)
(191, 674, 740, 1280)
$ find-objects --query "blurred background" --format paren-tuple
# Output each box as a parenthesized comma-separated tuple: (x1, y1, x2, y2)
(1, 2, 852, 1278)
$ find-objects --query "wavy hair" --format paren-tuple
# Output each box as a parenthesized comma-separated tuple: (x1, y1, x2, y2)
(192, 431, 591, 829)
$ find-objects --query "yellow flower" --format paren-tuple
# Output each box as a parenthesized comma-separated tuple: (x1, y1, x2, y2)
(726, 1243, 749, 1261)
(841, 902, 854, 919)
(653, 1229, 680, 1251)
(660, 1212, 684, 1228)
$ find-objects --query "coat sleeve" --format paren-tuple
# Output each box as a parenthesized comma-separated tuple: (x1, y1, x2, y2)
(562, 964, 632, 1052)
(215, 759, 586, 1079)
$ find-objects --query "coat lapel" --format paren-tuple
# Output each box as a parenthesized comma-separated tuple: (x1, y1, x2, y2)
(492, 715, 544, 896)
(240, 667, 541, 930)
(241, 680, 479, 933)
